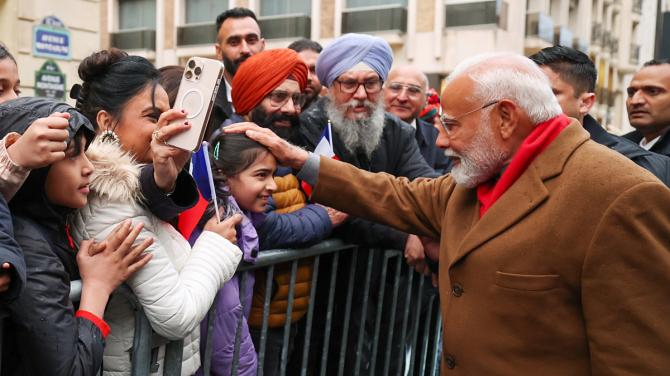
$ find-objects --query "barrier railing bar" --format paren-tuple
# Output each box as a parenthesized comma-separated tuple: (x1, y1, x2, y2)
(256, 265, 275, 376)
(368, 251, 392, 374)
(279, 260, 299, 375)
(231, 271, 249, 376)
(381, 254, 403, 376)
(397, 268, 415, 375)
(202, 305, 216, 375)
(300, 255, 321, 376)
(238, 240, 350, 270)
(408, 275, 426, 372)
(430, 315, 443, 376)
(336, 251, 358, 376)
(319, 251, 341, 376)
(418, 294, 435, 375)
(163, 339, 184, 376)
(353, 252, 375, 375)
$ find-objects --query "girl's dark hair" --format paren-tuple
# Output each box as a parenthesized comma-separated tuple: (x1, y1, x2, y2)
(198, 133, 270, 225)
(73, 48, 160, 127)
(0, 42, 16, 64)
(158, 65, 184, 107)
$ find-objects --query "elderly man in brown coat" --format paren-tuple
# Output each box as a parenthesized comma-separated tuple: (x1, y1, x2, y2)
(226, 53, 670, 375)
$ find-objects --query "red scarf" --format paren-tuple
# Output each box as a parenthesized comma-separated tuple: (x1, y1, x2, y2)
(477, 115, 570, 217)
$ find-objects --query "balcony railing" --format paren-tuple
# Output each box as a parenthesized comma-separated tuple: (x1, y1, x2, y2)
(259, 14, 311, 40)
(110, 28, 156, 51)
(177, 22, 216, 46)
(525, 12, 554, 44)
(573, 37, 589, 53)
(591, 23, 602, 45)
(610, 36, 619, 55)
(342, 5, 408, 33)
(445, 0, 497, 28)
(554, 26, 574, 47)
(630, 43, 641, 64)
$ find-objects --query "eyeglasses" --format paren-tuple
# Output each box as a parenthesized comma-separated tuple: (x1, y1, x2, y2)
(439, 100, 499, 136)
(386, 82, 424, 98)
(266, 90, 307, 109)
(334, 78, 383, 94)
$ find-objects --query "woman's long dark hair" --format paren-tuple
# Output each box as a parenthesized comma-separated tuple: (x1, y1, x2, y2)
(198, 133, 270, 226)
(72, 48, 160, 130)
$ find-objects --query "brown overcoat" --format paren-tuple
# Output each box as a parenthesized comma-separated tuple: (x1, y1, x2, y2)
(311, 121, 670, 375)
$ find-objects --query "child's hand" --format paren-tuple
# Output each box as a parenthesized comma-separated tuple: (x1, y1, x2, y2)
(76, 220, 154, 296)
(0, 262, 12, 293)
(6, 112, 70, 169)
(320, 205, 349, 228)
(204, 213, 243, 244)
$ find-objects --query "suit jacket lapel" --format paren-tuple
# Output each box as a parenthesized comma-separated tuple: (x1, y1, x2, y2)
(448, 165, 549, 269)
(446, 121, 590, 269)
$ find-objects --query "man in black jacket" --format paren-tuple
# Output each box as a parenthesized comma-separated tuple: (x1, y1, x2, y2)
(530, 46, 670, 186)
(298, 33, 437, 375)
(624, 59, 670, 157)
(208, 7, 265, 139)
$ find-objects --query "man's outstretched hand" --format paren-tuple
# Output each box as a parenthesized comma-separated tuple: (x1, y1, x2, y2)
(224, 123, 309, 170)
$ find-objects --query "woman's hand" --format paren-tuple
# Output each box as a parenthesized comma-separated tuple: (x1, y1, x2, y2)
(151, 109, 191, 193)
(204, 213, 243, 244)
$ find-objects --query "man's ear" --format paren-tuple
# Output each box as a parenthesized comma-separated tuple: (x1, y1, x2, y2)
(497, 99, 519, 141)
(215, 43, 223, 61)
(578, 92, 596, 117)
(96, 110, 113, 131)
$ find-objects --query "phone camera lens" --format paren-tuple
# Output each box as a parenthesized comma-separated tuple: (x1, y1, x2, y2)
(185, 70, 193, 79)
(194, 67, 202, 76)
(188, 60, 196, 69)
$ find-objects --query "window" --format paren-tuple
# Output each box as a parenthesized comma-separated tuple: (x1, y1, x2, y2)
(346, 0, 407, 8)
(119, 0, 156, 30)
(445, 1, 498, 28)
(260, 0, 310, 16)
(185, 0, 229, 24)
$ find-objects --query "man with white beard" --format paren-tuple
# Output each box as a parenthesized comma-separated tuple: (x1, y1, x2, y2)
(297, 33, 438, 373)
(229, 52, 670, 375)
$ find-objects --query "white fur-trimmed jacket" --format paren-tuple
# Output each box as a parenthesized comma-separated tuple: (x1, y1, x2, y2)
(70, 140, 242, 376)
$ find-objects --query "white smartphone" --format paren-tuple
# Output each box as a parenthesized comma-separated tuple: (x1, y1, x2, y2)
(166, 57, 224, 152)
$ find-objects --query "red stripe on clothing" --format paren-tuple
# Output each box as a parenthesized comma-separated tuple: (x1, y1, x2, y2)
(477, 115, 570, 217)
(75, 310, 111, 338)
(177, 191, 209, 240)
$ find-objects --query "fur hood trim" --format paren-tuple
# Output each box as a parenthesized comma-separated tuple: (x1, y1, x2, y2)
(86, 139, 145, 203)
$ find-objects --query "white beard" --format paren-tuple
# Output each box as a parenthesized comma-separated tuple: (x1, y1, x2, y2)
(326, 94, 385, 159)
(445, 112, 510, 188)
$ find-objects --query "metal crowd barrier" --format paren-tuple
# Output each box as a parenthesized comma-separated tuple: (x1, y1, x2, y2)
(48, 239, 441, 376)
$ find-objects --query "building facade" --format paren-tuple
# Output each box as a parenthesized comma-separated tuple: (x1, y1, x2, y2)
(0, 0, 101, 100)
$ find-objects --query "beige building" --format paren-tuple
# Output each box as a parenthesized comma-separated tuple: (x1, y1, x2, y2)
(0, 0, 101, 100)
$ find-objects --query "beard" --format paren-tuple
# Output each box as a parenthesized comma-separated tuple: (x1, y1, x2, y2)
(445, 112, 510, 188)
(224, 54, 251, 77)
(326, 93, 385, 159)
(250, 107, 301, 143)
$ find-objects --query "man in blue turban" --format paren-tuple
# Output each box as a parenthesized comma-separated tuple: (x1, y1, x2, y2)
(297, 33, 439, 375)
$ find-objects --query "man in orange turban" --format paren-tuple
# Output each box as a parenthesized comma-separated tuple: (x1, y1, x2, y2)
(230, 48, 308, 143)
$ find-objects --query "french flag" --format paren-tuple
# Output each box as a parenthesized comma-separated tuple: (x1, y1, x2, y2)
(302, 120, 338, 196)
(177, 141, 220, 240)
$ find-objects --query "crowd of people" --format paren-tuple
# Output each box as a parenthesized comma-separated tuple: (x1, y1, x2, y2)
(0, 5, 669, 376)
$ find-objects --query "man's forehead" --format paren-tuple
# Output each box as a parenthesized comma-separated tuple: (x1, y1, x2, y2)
(220, 17, 261, 38)
(274, 79, 301, 93)
(631, 65, 670, 88)
(338, 68, 378, 80)
(388, 68, 424, 86)
(441, 75, 474, 113)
